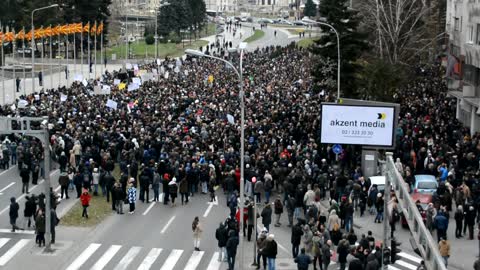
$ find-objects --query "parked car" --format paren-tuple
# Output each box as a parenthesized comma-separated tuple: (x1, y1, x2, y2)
(258, 18, 274, 24)
(293, 20, 309, 26)
(413, 174, 438, 194)
(367, 176, 385, 195)
(274, 18, 293, 25)
(401, 193, 432, 228)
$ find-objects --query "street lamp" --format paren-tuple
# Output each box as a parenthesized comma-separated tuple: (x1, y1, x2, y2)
(185, 43, 246, 266)
(316, 20, 341, 101)
(31, 4, 58, 93)
(125, 3, 146, 68)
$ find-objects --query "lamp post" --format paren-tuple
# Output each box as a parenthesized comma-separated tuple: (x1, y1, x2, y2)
(125, 3, 146, 68)
(31, 4, 58, 93)
(185, 44, 246, 266)
(316, 21, 341, 101)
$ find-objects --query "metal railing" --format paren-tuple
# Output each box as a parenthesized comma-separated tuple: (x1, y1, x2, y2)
(385, 152, 448, 270)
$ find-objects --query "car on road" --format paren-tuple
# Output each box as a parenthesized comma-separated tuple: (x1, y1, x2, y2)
(293, 20, 309, 26)
(274, 18, 293, 25)
(413, 174, 438, 194)
(401, 192, 432, 228)
(367, 175, 385, 194)
(258, 18, 274, 24)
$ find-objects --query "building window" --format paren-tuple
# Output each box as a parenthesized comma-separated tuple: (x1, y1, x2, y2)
(454, 17, 460, 31)
(477, 24, 480, 45)
(468, 26, 474, 43)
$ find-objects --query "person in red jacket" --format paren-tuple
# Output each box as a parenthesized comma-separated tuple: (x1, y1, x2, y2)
(80, 188, 91, 219)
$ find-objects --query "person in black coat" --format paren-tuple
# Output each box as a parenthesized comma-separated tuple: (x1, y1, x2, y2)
(23, 195, 37, 228)
(291, 222, 304, 258)
(226, 230, 239, 270)
(215, 223, 228, 262)
(20, 165, 30, 194)
(294, 248, 312, 270)
(9, 197, 20, 232)
(139, 170, 150, 203)
(74, 171, 83, 198)
(112, 182, 125, 214)
(104, 173, 115, 204)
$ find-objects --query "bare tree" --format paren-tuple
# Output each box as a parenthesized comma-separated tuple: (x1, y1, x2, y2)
(358, 0, 441, 65)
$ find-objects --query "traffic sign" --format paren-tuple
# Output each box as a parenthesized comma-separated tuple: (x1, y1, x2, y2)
(332, 144, 342, 155)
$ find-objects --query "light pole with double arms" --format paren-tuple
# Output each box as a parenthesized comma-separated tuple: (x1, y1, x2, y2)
(185, 44, 247, 266)
(316, 21, 341, 100)
(31, 4, 58, 93)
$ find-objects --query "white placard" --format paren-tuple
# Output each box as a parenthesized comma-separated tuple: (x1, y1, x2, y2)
(82, 79, 88, 87)
(113, 79, 121, 85)
(141, 73, 154, 82)
(102, 85, 111, 94)
(227, 114, 235, 124)
(152, 68, 158, 75)
(60, 94, 68, 102)
(156, 59, 161, 65)
(320, 104, 395, 147)
(133, 64, 139, 71)
(10, 104, 16, 111)
(18, 99, 28, 108)
(164, 72, 169, 79)
(132, 77, 142, 85)
(34, 94, 40, 101)
(126, 63, 132, 70)
(128, 83, 140, 92)
(74, 74, 83, 81)
(106, 99, 118, 110)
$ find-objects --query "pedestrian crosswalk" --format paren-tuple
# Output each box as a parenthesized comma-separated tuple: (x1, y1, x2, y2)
(0, 238, 31, 267)
(65, 243, 226, 270)
(388, 252, 422, 270)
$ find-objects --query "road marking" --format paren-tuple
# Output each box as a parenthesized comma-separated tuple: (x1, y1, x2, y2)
(0, 182, 15, 193)
(91, 245, 122, 270)
(203, 204, 213, 217)
(0, 239, 30, 266)
(0, 238, 10, 249)
(185, 250, 204, 270)
(142, 202, 156, 215)
(396, 259, 418, 270)
(398, 252, 422, 264)
(0, 166, 17, 177)
(137, 248, 162, 270)
(66, 243, 102, 270)
(206, 252, 222, 270)
(256, 225, 289, 254)
(54, 185, 61, 192)
(160, 216, 175, 234)
(388, 265, 402, 270)
(113, 246, 141, 270)
(159, 249, 183, 270)
(0, 229, 35, 235)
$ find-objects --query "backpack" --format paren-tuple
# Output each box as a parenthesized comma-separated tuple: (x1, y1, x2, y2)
(333, 223, 340, 231)
(192, 220, 198, 232)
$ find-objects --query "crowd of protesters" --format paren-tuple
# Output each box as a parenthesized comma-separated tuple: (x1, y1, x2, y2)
(1, 36, 480, 269)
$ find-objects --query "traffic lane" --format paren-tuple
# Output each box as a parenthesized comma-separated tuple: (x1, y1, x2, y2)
(0, 168, 60, 229)
(56, 191, 229, 270)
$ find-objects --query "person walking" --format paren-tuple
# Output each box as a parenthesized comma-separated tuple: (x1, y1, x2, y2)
(263, 234, 278, 270)
(80, 188, 91, 219)
(35, 209, 46, 247)
(215, 222, 228, 262)
(434, 210, 449, 242)
(23, 195, 36, 229)
(168, 177, 178, 207)
(179, 176, 189, 205)
(294, 248, 312, 270)
(454, 205, 464, 238)
(74, 171, 83, 198)
(226, 229, 239, 270)
(321, 240, 332, 270)
(92, 168, 100, 196)
(9, 197, 20, 232)
(139, 170, 150, 203)
(20, 165, 30, 194)
(152, 171, 161, 202)
(465, 205, 477, 240)
(192, 216, 202, 251)
(113, 182, 124, 214)
(261, 203, 273, 232)
(439, 238, 450, 267)
(274, 197, 283, 227)
(58, 171, 70, 199)
(127, 179, 137, 214)
(254, 178, 265, 203)
(50, 208, 59, 244)
(291, 221, 304, 258)
(256, 228, 268, 269)
(16, 77, 21, 92)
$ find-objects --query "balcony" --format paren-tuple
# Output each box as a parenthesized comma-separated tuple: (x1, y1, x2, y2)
(464, 43, 480, 68)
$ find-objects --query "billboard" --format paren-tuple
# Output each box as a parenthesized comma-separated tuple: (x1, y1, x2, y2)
(320, 104, 396, 147)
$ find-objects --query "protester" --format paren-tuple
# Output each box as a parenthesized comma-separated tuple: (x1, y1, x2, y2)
(80, 188, 91, 219)
(226, 229, 239, 270)
(9, 197, 20, 232)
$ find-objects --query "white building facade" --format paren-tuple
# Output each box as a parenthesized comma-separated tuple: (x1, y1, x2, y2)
(446, 0, 480, 134)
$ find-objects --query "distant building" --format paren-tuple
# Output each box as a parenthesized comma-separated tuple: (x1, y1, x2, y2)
(446, 0, 480, 134)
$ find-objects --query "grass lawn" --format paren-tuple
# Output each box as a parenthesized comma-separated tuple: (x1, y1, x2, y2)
(104, 40, 209, 60)
(60, 166, 122, 227)
(243, 30, 265, 43)
(297, 38, 319, 48)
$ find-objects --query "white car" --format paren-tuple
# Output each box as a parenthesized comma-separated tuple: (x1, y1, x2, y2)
(275, 18, 293, 25)
(258, 18, 274, 24)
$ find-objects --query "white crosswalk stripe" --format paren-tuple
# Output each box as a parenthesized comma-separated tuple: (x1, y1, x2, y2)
(63, 243, 226, 270)
(390, 251, 422, 270)
(0, 239, 30, 266)
(137, 248, 162, 270)
(0, 238, 10, 250)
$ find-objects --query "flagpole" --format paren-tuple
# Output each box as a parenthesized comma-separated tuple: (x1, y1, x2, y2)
(58, 28, 61, 88)
(13, 28, 16, 96)
(66, 31, 69, 86)
(41, 26, 44, 89)
(88, 22, 91, 80)
(49, 25, 53, 89)
(100, 23, 104, 77)
(94, 22, 97, 81)
(81, 23, 83, 79)
(74, 27, 76, 79)
(23, 27, 26, 95)
(2, 27, 5, 104)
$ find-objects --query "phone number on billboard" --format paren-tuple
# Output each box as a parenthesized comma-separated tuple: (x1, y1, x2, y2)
(341, 130, 374, 136)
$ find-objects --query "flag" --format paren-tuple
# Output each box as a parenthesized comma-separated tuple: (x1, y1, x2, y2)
(74, 23, 83, 33)
(34, 27, 44, 39)
(90, 22, 97, 36)
(16, 29, 25, 40)
(83, 22, 90, 33)
(53, 25, 61, 36)
(60, 24, 69, 35)
(43, 26, 52, 37)
(68, 23, 76, 34)
(4, 32, 14, 42)
(25, 30, 32, 41)
(97, 22, 104, 35)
